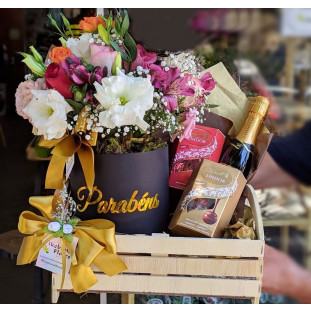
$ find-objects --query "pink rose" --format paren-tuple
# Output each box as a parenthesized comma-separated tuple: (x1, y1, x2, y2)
(130, 44, 157, 72)
(15, 78, 47, 120)
(89, 44, 117, 76)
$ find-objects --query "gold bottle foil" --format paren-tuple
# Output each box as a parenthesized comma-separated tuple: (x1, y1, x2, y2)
(235, 96, 270, 145)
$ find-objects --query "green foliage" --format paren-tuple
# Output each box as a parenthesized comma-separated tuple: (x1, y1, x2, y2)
(66, 99, 85, 114)
(68, 217, 80, 227)
(123, 32, 137, 62)
(47, 13, 68, 40)
(109, 40, 129, 61)
(33, 136, 52, 158)
(64, 234, 73, 243)
(54, 230, 64, 238)
(98, 135, 167, 154)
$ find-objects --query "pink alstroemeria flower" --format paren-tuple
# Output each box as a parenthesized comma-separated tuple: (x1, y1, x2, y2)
(150, 65, 180, 90)
(179, 109, 197, 141)
(200, 71, 216, 92)
(150, 65, 195, 112)
(182, 72, 216, 108)
(89, 66, 107, 84)
(70, 64, 91, 84)
(130, 44, 157, 71)
(61, 55, 81, 74)
(89, 44, 117, 76)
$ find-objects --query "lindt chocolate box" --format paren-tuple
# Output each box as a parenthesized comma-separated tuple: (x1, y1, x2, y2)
(169, 126, 225, 190)
(169, 159, 247, 238)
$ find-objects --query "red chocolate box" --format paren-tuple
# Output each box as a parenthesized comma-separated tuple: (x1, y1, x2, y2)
(169, 125, 225, 190)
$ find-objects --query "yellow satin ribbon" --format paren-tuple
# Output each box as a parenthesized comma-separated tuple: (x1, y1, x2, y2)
(17, 196, 127, 293)
(39, 133, 95, 193)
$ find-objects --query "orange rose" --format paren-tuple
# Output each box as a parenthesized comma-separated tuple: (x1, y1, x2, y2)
(79, 17, 105, 33)
(49, 47, 72, 65)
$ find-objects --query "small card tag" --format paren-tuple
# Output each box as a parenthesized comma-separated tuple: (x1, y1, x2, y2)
(36, 237, 78, 275)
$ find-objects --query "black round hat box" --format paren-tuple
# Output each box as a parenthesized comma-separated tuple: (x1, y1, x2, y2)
(70, 146, 170, 235)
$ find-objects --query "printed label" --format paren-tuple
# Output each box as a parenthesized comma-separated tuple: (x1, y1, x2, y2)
(201, 165, 233, 187)
(36, 237, 78, 275)
(184, 127, 214, 147)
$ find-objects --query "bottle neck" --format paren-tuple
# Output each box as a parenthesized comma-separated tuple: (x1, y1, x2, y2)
(235, 112, 263, 146)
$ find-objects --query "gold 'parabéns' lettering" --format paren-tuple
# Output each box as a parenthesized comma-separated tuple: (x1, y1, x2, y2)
(76, 187, 160, 214)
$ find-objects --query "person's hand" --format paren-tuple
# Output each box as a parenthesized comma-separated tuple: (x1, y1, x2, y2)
(262, 244, 311, 303)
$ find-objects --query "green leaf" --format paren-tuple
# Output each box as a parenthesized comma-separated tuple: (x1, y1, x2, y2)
(68, 217, 80, 227)
(33, 136, 52, 158)
(114, 18, 121, 35)
(66, 99, 85, 114)
(60, 12, 73, 37)
(205, 104, 219, 109)
(43, 226, 52, 234)
(120, 14, 129, 37)
(109, 40, 129, 61)
(124, 32, 137, 62)
(86, 64, 95, 72)
(54, 230, 64, 238)
(64, 234, 73, 243)
(98, 24, 110, 45)
(55, 217, 63, 224)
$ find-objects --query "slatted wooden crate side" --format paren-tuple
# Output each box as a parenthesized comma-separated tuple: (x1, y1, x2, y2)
(56, 274, 262, 299)
(92, 256, 263, 278)
(116, 235, 264, 258)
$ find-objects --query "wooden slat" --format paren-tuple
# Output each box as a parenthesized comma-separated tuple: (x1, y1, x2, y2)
(92, 256, 262, 278)
(116, 235, 264, 258)
(57, 274, 261, 298)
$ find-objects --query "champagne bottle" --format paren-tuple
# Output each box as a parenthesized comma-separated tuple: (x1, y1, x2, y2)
(220, 96, 270, 177)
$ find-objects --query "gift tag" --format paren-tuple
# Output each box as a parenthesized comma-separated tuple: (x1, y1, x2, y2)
(36, 237, 78, 275)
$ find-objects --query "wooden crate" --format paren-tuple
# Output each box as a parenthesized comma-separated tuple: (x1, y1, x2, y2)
(52, 184, 264, 304)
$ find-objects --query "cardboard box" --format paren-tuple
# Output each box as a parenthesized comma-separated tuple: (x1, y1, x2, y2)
(169, 126, 225, 190)
(169, 159, 247, 238)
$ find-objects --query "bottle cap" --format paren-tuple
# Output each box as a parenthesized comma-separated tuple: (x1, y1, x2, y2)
(249, 96, 270, 117)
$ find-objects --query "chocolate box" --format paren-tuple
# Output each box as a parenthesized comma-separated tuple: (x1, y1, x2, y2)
(169, 125, 225, 190)
(169, 159, 247, 238)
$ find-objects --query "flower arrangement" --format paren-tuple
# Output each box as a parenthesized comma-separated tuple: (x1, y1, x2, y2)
(16, 10, 216, 156)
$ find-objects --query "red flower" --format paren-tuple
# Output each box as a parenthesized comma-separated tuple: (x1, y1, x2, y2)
(44, 63, 73, 99)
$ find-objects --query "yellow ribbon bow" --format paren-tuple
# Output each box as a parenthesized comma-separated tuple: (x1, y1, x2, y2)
(17, 196, 127, 293)
(39, 133, 95, 193)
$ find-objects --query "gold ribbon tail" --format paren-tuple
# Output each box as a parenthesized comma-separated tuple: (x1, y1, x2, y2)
(60, 239, 67, 290)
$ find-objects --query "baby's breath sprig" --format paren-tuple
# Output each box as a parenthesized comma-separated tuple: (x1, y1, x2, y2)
(43, 185, 79, 243)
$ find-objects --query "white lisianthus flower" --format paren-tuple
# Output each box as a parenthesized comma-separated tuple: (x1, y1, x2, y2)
(23, 89, 73, 140)
(66, 33, 92, 62)
(62, 224, 73, 234)
(48, 221, 61, 232)
(94, 68, 154, 131)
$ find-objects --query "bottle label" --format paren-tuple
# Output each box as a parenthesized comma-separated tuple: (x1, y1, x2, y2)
(230, 141, 253, 154)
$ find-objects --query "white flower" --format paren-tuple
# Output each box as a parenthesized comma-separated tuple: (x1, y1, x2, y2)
(94, 68, 154, 131)
(23, 89, 73, 140)
(48, 221, 61, 232)
(62, 224, 73, 234)
(66, 33, 92, 62)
